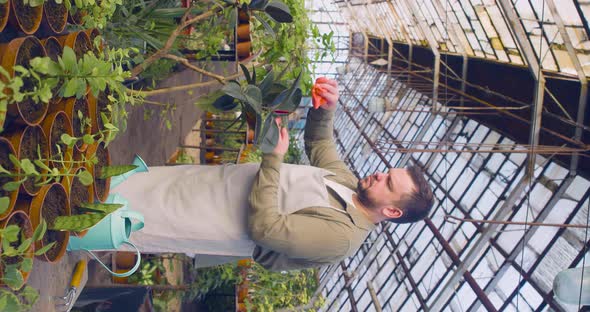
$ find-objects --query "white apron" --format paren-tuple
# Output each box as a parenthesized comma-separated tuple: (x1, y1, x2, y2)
(111, 163, 356, 263)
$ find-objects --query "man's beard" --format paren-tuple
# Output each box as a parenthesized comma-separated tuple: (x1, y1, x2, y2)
(356, 181, 374, 209)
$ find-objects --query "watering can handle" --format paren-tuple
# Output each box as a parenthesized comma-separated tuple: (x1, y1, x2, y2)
(83, 241, 142, 278)
(121, 210, 145, 232)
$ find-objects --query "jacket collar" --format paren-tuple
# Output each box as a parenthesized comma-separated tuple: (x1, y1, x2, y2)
(345, 201, 376, 231)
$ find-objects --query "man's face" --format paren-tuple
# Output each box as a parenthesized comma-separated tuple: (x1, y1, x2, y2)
(357, 168, 416, 212)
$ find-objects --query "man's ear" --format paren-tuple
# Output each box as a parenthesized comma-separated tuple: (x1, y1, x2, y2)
(383, 206, 403, 219)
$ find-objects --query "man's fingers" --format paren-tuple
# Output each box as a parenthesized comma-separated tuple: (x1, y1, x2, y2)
(322, 92, 338, 104)
(317, 83, 337, 96)
(275, 116, 282, 127)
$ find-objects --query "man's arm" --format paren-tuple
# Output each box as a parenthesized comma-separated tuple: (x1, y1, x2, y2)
(248, 127, 351, 267)
(304, 79, 357, 187)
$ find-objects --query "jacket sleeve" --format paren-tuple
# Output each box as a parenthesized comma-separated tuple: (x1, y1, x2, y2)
(304, 108, 357, 188)
(247, 153, 351, 268)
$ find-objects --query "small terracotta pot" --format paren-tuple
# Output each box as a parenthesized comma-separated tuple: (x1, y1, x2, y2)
(56, 30, 92, 58)
(67, 7, 86, 25)
(84, 28, 104, 54)
(237, 23, 250, 42)
(8, 0, 43, 35)
(85, 142, 111, 203)
(3, 125, 49, 197)
(0, 137, 19, 220)
(0, 36, 48, 127)
(52, 97, 92, 154)
(41, 0, 67, 34)
(0, 209, 34, 289)
(41, 111, 73, 173)
(0, 1, 10, 33)
(238, 8, 249, 23)
(236, 41, 251, 60)
(28, 183, 70, 263)
(62, 166, 93, 238)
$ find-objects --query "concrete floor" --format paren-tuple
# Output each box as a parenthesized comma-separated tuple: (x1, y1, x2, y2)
(27, 61, 235, 312)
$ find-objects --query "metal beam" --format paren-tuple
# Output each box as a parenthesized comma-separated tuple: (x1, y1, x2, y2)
(546, 0, 588, 175)
(403, 0, 441, 112)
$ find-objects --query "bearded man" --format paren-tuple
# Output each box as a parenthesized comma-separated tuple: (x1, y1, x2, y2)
(112, 78, 434, 271)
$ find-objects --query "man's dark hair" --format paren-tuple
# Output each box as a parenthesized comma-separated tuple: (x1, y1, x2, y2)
(388, 165, 434, 224)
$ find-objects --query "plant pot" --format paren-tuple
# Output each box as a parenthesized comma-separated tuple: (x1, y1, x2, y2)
(52, 97, 92, 154)
(84, 28, 103, 54)
(236, 41, 251, 60)
(238, 8, 249, 23)
(85, 142, 110, 203)
(56, 30, 92, 58)
(67, 7, 86, 26)
(87, 89, 112, 134)
(0, 209, 34, 290)
(62, 167, 93, 238)
(115, 251, 137, 270)
(41, 36, 64, 106)
(237, 24, 250, 42)
(28, 183, 70, 263)
(4, 125, 49, 197)
(0, 1, 9, 33)
(0, 137, 18, 220)
(112, 269, 129, 284)
(41, 111, 73, 173)
(8, 0, 43, 35)
(0, 36, 48, 127)
(41, 0, 67, 34)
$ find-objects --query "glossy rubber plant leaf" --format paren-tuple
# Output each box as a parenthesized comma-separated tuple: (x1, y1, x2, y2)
(259, 114, 280, 153)
(265, 0, 292, 23)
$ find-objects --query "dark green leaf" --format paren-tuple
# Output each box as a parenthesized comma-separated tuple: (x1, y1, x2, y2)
(221, 81, 246, 102)
(260, 114, 280, 153)
(254, 12, 276, 39)
(78, 202, 123, 213)
(240, 64, 252, 84)
(244, 85, 262, 113)
(50, 214, 109, 232)
(253, 113, 262, 145)
(212, 94, 238, 111)
(228, 8, 237, 28)
(259, 70, 274, 100)
(250, 0, 269, 10)
(265, 0, 292, 23)
(2, 265, 24, 290)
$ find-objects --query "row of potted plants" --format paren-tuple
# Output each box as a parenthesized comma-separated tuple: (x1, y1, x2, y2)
(0, 0, 119, 36)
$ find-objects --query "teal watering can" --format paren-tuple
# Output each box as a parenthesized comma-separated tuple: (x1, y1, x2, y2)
(68, 155, 148, 278)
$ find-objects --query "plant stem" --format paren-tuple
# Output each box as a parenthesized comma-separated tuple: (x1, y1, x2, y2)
(162, 54, 225, 83)
(126, 72, 242, 97)
(130, 5, 225, 78)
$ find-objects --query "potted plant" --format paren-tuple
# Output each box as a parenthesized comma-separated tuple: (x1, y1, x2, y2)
(0, 36, 53, 129)
(0, 213, 53, 290)
(7, 0, 43, 34)
(56, 30, 93, 59)
(40, 110, 73, 172)
(198, 65, 303, 153)
(0, 137, 18, 220)
(41, 0, 68, 34)
(0, 0, 9, 33)
(27, 183, 70, 262)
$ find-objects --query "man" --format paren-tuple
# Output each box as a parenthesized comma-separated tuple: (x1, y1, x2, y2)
(113, 78, 433, 271)
(247, 78, 434, 270)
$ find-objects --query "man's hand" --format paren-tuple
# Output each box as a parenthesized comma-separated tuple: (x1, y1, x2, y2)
(272, 117, 289, 156)
(315, 78, 339, 111)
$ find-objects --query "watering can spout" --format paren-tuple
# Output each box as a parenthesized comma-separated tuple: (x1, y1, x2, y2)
(110, 155, 149, 188)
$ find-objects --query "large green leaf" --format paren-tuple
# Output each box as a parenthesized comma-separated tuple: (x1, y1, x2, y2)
(274, 87, 301, 112)
(221, 81, 247, 102)
(212, 94, 238, 111)
(265, 0, 292, 23)
(244, 85, 262, 114)
(259, 70, 274, 96)
(0, 288, 21, 311)
(50, 213, 109, 232)
(32, 219, 47, 242)
(259, 114, 280, 153)
(34, 241, 56, 256)
(78, 202, 123, 214)
(239, 64, 252, 85)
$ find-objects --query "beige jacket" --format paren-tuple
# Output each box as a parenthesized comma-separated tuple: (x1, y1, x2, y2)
(248, 108, 376, 271)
